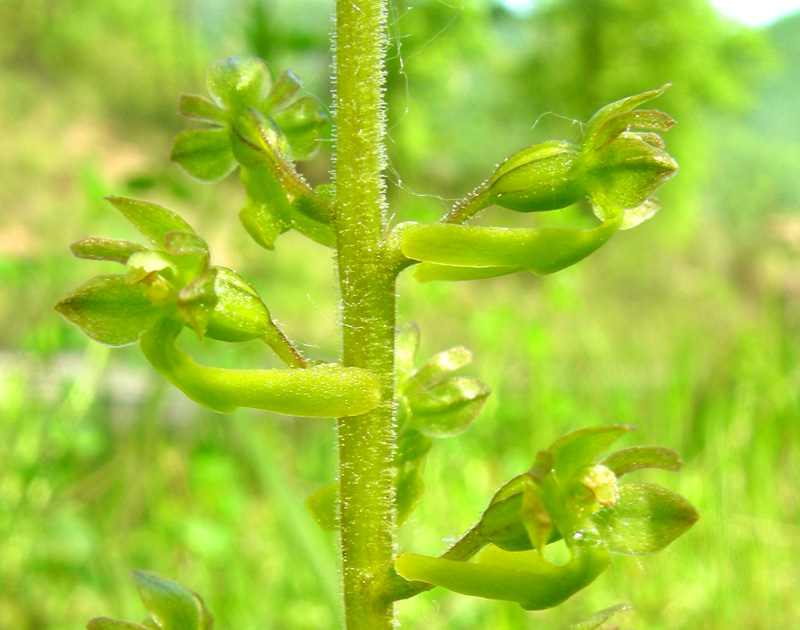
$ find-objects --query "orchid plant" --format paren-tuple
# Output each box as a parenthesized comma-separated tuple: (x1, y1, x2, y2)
(56, 3, 696, 628)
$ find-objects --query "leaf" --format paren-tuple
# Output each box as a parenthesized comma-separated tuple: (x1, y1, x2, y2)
(105, 197, 195, 247)
(55, 275, 161, 346)
(170, 128, 237, 183)
(591, 483, 699, 556)
(395, 545, 610, 611)
(131, 571, 210, 630)
(548, 424, 634, 482)
(71, 236, 146, 264)
(306, 482, 338, 532)
(407, 376, 490, 438)
(601, 446, 682, 478)
(568, 604, 633, 630)
(139, 320, 382, 417)
(403, 345, 472, 395)
(401, 219, 621, 276)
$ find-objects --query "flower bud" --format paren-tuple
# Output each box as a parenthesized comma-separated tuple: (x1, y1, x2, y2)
(486, 141, 585, 213)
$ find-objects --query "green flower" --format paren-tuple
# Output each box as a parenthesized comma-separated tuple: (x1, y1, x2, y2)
(171, 56, 329, 182)
(487, 85, 678, 229)
(396, 425, 698, 610)
(56, 196, 273, 345)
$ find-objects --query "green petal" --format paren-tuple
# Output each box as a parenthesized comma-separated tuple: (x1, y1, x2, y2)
(177, 93, 226, 124)
(55, 275, 161, 346)
(583, 84, 671, 145)
(263, 69, 303, 112)
(71, 236, 146, 264)
(548, 424, 634, 482)
(177, 269, 218, 339)
(170, 128, 237, 183)
(586, 109, 675, 153)
(602, 446, 682, 478)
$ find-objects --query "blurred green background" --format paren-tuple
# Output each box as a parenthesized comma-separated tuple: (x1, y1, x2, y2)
(1, 0, 799, 628)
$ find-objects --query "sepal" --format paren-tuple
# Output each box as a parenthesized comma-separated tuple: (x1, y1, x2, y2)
(55, 275, 161, 346)
(177, 94, 225, 124)
(271, 96, 328, 161)
(170, 128, 236, 183)
(71, 236, 146, 264)
(206, 56, 273, 113)
(590, 482, 698, 555)
(105, 197, 194, 248)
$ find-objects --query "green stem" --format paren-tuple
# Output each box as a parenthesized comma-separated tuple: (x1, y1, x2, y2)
(333, 0, 395, 628)
(441, 185, 490, 224)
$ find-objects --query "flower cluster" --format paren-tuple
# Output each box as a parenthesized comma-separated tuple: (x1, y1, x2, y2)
(396, 425, 697, 610)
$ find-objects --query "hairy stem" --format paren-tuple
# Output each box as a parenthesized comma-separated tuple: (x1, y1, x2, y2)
(333, 0, 395, 628)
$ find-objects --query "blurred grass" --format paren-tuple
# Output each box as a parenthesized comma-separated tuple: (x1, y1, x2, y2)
(2, 1, 800, 629)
